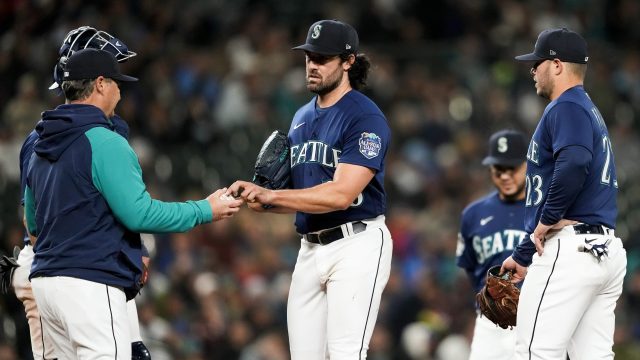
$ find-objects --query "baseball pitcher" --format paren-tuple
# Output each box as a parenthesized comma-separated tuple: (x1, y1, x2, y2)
(227, 19, 393, 360)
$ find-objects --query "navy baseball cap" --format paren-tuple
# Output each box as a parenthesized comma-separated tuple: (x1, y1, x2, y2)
(515, 28, 588, 64)
(293, 19, 359, 56)
(63, 48, 138, 82)
(482, 130, 528, 167)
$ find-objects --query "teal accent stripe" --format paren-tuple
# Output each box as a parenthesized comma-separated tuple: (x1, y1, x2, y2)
(86, 127, 212, 233)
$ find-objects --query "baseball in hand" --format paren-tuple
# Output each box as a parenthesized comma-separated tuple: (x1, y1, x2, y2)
(220, 194, 235, 201)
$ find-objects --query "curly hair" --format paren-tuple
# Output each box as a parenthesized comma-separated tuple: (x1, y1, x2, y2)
(340, 53, 371, 91)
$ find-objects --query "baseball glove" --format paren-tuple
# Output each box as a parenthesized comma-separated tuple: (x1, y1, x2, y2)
(252, 130, 291, 190)
(0, 246, 21, 294)
(476, 265, 519, 329)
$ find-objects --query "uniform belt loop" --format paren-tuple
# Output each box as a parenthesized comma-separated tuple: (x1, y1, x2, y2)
(345, 222, 353, 237)
(303, 221, 367, 245)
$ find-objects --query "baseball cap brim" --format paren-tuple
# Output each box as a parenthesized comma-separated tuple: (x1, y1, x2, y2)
(292, 44, 342, 56)
(482, 156, 526, 167)
(111, 74, 138, 82)
(54, 74, 138, 84)
(514, 52, 547, 62)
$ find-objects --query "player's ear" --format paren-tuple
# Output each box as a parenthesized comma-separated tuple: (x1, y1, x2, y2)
(95, 76, 107, 94)
(343, 54, 355, 71)
(553, 59, 563, 75)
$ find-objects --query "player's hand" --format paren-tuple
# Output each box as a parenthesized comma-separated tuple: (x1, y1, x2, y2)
(532, 222, 553, 256)
(207, 188, 244, 221)
(500, 256, 527, 283)
(247, 201, 268, 212)
(226, 181, 275, 205)
(140, 256, 150, 286)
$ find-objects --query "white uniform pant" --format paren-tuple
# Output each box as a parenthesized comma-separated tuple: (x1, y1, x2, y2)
(515, 226, 626, 360)
(469, 314, 516, 360)
(31, 276, 131, 360)
(12, 245, 56, 360)
(288, 216, 393, 360)
(13, 245, 144, 359)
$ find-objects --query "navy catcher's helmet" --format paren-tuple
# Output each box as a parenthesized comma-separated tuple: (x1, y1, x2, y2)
(49, 26, 137, 90)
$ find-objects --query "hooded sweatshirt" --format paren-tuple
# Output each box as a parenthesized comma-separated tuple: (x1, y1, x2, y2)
(24, 104, 212, 299)
(19, 114, 133, 247)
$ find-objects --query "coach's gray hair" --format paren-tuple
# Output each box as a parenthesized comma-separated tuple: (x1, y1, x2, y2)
(340, 53, 371, 91)
(61, 79, 96, 101)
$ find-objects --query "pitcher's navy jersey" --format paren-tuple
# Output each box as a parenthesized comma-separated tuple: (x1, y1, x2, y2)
(523, 85, 617, 233)
(457, 192, 527, 293)
(289, 90, 390, 234)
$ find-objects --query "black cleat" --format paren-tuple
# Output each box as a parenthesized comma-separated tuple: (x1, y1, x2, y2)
(131, 341, 151, 360)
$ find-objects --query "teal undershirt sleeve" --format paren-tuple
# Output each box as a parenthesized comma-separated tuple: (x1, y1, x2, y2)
(86, 127, 212, 233)
(24, 185, 37, 236)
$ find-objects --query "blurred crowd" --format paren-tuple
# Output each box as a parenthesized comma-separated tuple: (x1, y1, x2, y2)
(1, 0, 640, 359)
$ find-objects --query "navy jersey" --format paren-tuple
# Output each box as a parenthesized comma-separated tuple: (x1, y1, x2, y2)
(289, 90, 391, 234)
(19, 131, 38, 245)
(524, 86, 617, 232)
(513, 86, 618, 266)
(457, 192, 527, 293)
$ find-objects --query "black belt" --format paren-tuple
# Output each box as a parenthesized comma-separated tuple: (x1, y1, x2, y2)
(573, 223, 610, 235)
(303, 221, 367, 245)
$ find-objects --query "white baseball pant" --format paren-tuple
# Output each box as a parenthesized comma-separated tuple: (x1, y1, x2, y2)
(127, 300, 142, 343)
(287, 216, 393, 360)
(515, 226, 626, 360)
(31, 276, 131, 360)
(13, 244, 56, 359)
(469, 314, 516, 360)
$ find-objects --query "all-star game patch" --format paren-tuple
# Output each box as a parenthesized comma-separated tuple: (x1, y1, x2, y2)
(359, 132, 382, 159)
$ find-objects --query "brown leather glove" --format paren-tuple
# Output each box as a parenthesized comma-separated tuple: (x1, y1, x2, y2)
(476, 265, 519, 329)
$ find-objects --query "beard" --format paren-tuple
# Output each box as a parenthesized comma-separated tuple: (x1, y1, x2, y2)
(501, 181, 526, 202)
(307, 68, 343, 96)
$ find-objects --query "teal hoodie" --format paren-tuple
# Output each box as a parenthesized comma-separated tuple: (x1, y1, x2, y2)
(25, 104, 212, 299)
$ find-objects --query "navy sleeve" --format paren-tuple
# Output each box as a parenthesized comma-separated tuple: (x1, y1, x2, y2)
(548, 102, 593, 155)
(339, 114, 390, 171)
(539, 146, 592, 225)
(456, 211, 477, 271)
(512, 237, 535, 267)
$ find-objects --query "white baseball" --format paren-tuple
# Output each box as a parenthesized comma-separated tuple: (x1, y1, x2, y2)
(220, 194, 235, 201)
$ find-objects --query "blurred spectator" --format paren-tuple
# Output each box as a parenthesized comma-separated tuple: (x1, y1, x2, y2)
(1, 1, 639, 358)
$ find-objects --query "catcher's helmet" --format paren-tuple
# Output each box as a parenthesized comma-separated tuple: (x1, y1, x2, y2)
(49, 26, 137, 90)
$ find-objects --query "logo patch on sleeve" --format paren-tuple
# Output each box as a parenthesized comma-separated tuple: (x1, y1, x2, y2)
(359, 132, 382, 159)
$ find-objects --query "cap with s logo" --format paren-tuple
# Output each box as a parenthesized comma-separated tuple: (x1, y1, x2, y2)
(482, 129, 528, 167)
(292, 19, 359, 56)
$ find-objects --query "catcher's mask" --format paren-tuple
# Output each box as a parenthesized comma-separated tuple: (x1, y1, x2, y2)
(49, 26, 136, 90)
